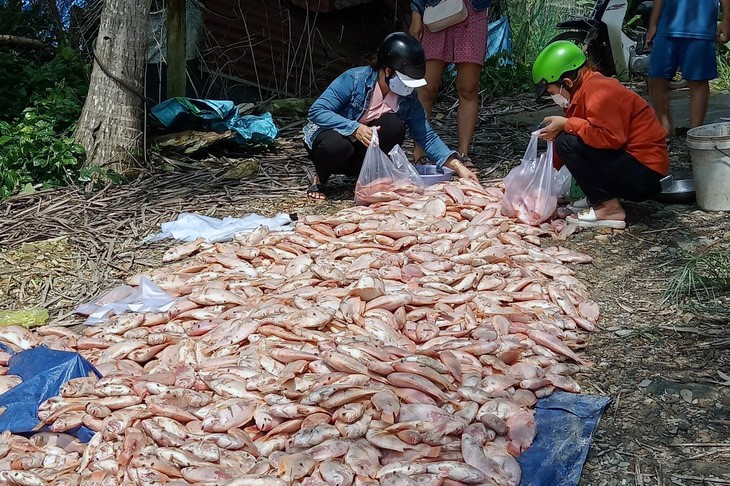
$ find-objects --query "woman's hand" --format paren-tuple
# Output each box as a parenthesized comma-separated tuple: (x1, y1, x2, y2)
(539, 116, 568, 141)
(355, 124, 378, 147)
(409, 12, 424, 42)
(445, 157, 478, 182)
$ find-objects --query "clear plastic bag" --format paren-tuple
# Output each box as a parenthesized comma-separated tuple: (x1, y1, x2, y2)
(388, 144, 426, 192)
(501, 130, 558, 225)
(354, 129, 425, 205)
(553, 165, 572, 199)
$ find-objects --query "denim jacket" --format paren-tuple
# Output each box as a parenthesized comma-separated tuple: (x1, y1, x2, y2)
(303, 66, 457, 168)
(410, 0, 490, 15)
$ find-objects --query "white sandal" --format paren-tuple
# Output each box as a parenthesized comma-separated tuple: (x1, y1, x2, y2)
(568, 197, 591, 210)
(566, 208, 626, 229)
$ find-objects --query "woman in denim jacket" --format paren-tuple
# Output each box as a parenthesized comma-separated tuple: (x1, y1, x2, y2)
(409, 0, 491, 174)
(302, 32, 477, 200)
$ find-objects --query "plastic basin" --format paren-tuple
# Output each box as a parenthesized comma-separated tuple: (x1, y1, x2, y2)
(414, 164, 454, 186)
(656, 178, 696, 204)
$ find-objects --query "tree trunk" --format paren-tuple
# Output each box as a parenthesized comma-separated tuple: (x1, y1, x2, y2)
(75, 0, 152, 172)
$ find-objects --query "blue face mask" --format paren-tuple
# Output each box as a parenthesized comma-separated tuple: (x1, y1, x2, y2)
(388, 73, 414, 97)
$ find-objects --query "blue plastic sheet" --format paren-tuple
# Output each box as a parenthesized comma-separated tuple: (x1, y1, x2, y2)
(518, 392, 612, 486)
(486, 16, 513, 64)
(151, 97, 279, 145)
(447, 15, 514, 76)
(0, 347, 101, 442)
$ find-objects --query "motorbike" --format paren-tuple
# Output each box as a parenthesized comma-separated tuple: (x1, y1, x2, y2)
(550, 0, 687, 88)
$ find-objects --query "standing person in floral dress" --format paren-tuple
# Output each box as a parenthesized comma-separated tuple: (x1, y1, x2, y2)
(409, 0, 491, 175)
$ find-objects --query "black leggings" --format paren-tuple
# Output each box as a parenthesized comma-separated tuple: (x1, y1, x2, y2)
(306, 113, 407, 184)
(555, 133, 663, 204)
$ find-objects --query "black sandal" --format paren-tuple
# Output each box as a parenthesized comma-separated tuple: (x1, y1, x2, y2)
(307, 183, 327, 200)
(414, 156, 431, 165)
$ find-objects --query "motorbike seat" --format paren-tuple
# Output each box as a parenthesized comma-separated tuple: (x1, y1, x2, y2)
(636, 1, 653, 28)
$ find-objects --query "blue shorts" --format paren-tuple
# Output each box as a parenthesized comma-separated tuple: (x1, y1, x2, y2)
(647, 36, 717, 81)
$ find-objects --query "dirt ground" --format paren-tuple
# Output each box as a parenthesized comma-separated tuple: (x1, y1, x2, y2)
(0, 90, 728, 485)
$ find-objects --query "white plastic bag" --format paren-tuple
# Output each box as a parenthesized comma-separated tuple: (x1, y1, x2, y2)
(553, 165, 572, 199)
(354, 129, 424, 205)
(75, 277, 177, 325)
(145, 212, 294, 243)
(501, 130, 558, 225)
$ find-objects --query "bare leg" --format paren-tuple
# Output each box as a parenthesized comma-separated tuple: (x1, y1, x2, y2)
(687, 80, 710, 128)
(649, 77, 674, 136)
(455, 62, 482, 157)
(593, 198, 626, 221)
(413, 59, 447, 162)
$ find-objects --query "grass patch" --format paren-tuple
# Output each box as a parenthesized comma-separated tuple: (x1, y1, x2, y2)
(662, 247, 730, 305)
(439, 54, 534, 100)
(501, 0, 590, 66)
(478, 55, 534, 99)
(713, 43, 730, 91)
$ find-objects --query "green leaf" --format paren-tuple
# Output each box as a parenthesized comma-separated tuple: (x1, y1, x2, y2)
(18, 183, 36, 195)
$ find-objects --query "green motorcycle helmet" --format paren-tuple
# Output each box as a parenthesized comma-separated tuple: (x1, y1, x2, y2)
(532, 40, 587, 98)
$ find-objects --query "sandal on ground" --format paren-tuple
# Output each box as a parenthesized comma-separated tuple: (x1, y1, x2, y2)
(568, 197, 591, 210)
(414, 156, 431, 165)
(307, 183, 327, 201)
(566, 208, 626, 229)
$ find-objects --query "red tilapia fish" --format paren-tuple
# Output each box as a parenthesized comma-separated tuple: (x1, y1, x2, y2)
(0, 180, 597, 485)
(355, 177, 424, 206)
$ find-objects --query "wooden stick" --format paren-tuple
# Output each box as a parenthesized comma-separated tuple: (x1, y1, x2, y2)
(668, 442, 730, 447)
(686, 448, 730, 460)
(0, 35, 47, 48)
(640, 226, 680, 234)
(671, 475, 730, 484)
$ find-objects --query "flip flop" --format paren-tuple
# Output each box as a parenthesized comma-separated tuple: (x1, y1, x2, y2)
(307, 183, 327, 201)
(566, 208, 626, 229)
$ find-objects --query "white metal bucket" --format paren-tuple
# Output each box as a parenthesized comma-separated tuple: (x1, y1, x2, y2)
(685, 122, 730, 211)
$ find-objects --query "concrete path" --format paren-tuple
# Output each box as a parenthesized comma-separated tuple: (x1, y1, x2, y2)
(499, 88, 730, 129)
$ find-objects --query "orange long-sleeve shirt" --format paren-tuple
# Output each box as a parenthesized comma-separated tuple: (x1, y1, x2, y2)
(558, 70, 669, 176)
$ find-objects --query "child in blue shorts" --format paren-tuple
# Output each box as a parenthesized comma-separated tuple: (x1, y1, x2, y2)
(647, 0, 730, 135)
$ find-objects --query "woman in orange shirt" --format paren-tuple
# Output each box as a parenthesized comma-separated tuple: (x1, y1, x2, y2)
(533, 41, 669, 229)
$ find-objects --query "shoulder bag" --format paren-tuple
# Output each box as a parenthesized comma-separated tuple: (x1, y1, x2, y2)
(423, 0, 468, 33)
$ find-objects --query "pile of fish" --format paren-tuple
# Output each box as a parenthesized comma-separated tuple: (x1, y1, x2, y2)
(0, 180, 597, 486)
(354, 178, 424, 206)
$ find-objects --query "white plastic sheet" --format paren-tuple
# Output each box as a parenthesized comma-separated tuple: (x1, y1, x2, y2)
(75, 278, 177, 325)
(145, 212, 294, 243)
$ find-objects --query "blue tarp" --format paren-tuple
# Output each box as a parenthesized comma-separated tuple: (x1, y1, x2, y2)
(448, 15, 514, 76)
(151, 98, 279, 145)
(487, 16, 513, 64)
(0, 347, 101, 442)
(518, 392, 612, 486)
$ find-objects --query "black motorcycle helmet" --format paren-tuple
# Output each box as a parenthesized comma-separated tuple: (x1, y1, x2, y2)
(376, 32, 426, 80)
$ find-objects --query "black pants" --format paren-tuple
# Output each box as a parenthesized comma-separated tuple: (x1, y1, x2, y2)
(555, 133, 663, 204)
(306, 113, 407, 184)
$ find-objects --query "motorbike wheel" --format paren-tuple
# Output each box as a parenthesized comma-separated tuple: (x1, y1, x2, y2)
(668, 72, 689, 90)
(548, 31, 613, 76)
(643, 72, 689, 91)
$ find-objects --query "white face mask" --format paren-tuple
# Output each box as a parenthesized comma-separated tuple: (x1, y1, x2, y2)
(388, 73, 414, 97)
(551, 86, 570, 109)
